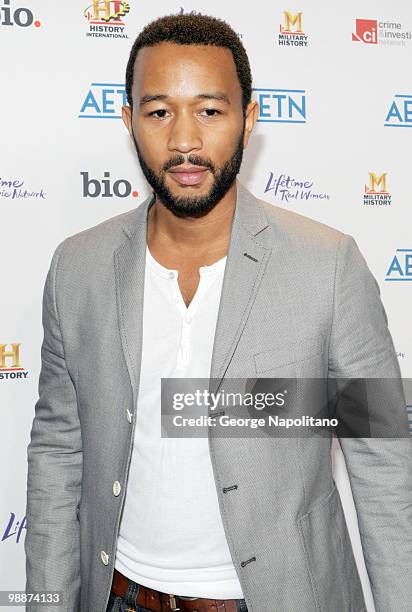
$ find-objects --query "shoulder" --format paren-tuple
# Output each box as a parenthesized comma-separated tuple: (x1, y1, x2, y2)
(257, 197, 347, 253)
(52, 206, 141, 270)
(254, 196, 370, 289)
(64, 206, 138, 249)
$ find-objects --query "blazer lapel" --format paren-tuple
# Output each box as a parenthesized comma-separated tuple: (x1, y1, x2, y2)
(113, 191, 155, 407)
(208, 181, 271, 393)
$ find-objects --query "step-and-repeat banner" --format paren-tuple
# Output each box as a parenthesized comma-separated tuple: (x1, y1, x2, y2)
(1, 2, 411, 611)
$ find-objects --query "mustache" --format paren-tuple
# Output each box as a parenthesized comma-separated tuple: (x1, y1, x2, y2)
(163, 155, 215, 173)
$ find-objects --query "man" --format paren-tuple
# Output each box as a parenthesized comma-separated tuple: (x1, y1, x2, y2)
(25, 12, 411, 612)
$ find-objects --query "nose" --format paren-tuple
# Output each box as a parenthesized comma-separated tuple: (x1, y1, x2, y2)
(167, 109, 202, 154)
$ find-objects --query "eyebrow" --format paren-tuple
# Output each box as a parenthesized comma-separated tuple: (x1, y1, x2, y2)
(138, 91, 231, 107)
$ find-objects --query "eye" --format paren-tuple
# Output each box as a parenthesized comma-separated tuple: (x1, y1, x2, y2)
(200, 108, 222, 117)
(148, 109, 169, 118)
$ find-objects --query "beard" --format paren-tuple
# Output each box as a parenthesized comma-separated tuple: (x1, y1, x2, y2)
(130, 122, 245, 218)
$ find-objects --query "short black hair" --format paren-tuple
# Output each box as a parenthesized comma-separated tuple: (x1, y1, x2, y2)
(125, 13, 252, 114)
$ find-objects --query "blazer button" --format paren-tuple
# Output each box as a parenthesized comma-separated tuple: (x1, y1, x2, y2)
(126, 409, 133, 423)
(100, 550, 109, 565)
(113, 481, 121, 496)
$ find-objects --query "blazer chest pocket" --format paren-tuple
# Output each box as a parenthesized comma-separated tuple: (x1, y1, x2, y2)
(253, 333, 325, 374)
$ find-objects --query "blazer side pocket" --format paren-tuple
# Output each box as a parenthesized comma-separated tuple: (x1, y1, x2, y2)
(296, 483, 366, 612)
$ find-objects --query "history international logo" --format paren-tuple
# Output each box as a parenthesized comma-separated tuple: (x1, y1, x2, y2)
(84, 0, 130, 39)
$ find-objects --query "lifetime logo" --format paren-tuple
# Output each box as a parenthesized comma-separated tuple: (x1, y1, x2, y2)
(253, 88, 306, 123)
(385, 250, 412, 281)
(0, 343, 29, 380)
(0, 0, 41, 27)
(81, 171, 138, 198)
(2, 511, 27, 544)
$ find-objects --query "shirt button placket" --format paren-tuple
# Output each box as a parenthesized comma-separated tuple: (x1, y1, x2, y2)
(181, 316, 192, 364)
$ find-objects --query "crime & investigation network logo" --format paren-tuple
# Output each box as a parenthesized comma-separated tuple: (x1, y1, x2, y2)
(352, 18, 411, 46)
(83, 0, 130, 39)
(384, 94, 412, 128)
(0, 175, 46, 201)
(0, 343, 29, 381)
(253, 88, 306, 124)
(363, 172, 391, 206)
(278, 11, 308, 47)
(79, 82, 126, 118)
(264, 171, 329, 204)
(385, 250, 412, 282)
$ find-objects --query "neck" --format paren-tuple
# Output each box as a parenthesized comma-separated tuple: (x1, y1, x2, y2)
(147, 181, 237, 260)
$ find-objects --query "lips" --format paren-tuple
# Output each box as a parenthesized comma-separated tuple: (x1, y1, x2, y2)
(168, 167, 209, 186)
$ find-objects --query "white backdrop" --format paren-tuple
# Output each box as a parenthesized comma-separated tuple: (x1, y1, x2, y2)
(1, 2, 411, 611)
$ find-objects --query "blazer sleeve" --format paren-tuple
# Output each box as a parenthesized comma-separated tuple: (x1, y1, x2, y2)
(328, 233, 412, 612)
(25, 240, 82, 612)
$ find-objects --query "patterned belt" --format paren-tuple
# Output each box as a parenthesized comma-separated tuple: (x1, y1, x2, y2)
(111, 568, 240, 612)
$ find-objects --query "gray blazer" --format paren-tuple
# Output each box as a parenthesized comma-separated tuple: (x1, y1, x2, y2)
(25, 180, 412, 612)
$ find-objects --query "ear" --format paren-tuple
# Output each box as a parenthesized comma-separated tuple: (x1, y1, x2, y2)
(121, 105, 133, 138)
(243, 100, 259, 149)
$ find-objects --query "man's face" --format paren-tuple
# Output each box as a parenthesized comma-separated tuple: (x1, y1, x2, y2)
(122, 41, 258, 218)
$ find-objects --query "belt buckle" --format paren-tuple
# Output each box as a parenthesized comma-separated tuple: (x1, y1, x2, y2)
(169, 594, 181, 611)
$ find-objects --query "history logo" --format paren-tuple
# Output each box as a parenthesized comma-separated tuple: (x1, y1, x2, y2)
(0, 343, 29, 380)
(278, 11, 308, 47)
(84, 1, 130, 39)
(352, 18, 411, 46)
(363, 172, 391, 206)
